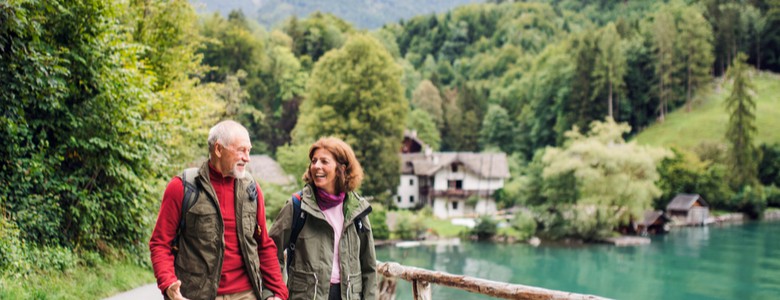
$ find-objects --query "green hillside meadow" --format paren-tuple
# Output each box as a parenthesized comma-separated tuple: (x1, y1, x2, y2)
(633, 71, 780, 149)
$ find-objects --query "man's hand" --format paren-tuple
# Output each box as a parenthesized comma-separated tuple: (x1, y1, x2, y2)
(166, 280, 190, 300)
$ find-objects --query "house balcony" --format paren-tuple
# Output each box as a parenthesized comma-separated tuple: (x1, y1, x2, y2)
(432, 189, 493, 199)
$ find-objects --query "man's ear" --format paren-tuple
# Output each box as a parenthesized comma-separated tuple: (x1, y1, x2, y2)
(214, 143, 224, 158)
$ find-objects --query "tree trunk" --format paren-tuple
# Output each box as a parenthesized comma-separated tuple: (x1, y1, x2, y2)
(608, 81, 613, 118)
(687, 63, 692, 112)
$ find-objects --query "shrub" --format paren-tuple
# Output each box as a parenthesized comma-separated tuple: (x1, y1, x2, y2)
(730, 185, 767, 219)
(510, 210, 537, 241)
(471, 216, 498, 241)
(369, 203, 390, 240)
(765, 185, 780, 208)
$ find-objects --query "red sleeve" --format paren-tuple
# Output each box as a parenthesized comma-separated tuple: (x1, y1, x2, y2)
(149, 177, 184, 295)
(255, 183, 289, 299)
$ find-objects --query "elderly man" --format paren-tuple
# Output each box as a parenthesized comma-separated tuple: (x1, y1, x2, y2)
(150, 120, 287, 300)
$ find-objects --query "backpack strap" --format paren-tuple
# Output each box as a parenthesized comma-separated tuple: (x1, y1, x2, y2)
(171, 168, 200, 254)
(286, 191, 306, 268)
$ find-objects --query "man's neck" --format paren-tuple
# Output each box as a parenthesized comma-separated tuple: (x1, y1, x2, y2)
(208, 160, 231, 179)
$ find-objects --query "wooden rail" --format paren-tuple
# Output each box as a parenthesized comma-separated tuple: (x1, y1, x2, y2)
(377, 261, 611, 300)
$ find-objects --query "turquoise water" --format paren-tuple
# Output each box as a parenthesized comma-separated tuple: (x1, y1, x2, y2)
(375, 221, 780, 300)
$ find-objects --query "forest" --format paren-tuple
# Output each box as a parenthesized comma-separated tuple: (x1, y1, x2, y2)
(2, 0, 780, 284)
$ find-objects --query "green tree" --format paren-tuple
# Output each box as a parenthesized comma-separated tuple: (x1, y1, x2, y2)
(677, 6, 715, 112)
(293, 34, 407, 198)
(652, 9, 677, 122)
(541, 118, 670, 240)
(592, 22, 626, 119)
(479, 104, 515, 153)
(0, 0, 206, 257)
(406, 109, 441, 151)
(724, 53, 758, 188)
(411, 80, 444, 127)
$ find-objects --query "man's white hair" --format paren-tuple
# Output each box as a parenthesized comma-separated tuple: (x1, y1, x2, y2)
(208, 120, 248, 155)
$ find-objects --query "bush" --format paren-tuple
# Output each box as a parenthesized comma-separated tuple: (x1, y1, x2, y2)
(369, 203, 390, 240)
(730, 185, 767, 219)
(470, 216, 498, 241)
(765, 185, 780, 208)
(510, 210, 537, 241)
(393, 212, 424, 240)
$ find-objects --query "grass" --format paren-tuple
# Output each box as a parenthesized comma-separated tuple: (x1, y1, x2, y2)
(633, 71, 780, 150)
(0, 260, 155, 300)
(423, 217, 469, 237)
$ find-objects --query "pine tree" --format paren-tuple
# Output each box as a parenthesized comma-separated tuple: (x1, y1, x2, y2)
(724, 53, 758, 188)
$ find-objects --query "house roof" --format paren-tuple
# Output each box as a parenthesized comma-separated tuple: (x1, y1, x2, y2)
(400, 152, 510, 179)
(246, 155, 294, 186)
(401, 130, 430, 154)
(666, 193, 708, 211)
(637, 210, 667, 227)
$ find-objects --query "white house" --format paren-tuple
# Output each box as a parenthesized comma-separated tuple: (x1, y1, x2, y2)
(395, 150, 510, 219)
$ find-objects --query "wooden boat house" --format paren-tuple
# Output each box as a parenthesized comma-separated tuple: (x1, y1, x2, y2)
(666, 193, 710, 226)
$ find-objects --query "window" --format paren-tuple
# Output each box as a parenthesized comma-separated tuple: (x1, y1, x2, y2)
(409, 179, 414, 186)
(410, 196, 415, 203)
(451, 163, 459, 172)
(447, 180, 463, 189)
(452, 201, 459, 210)
(397, 196, 401, 203)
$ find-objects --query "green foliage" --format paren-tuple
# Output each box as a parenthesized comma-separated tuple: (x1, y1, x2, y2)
(470, 216, 498, 241)
(509, 210, 537, 241)
(369, 203, 390, 240)
(729, 185, 767, 219)
(592, 22, 626, 119)
(0, 258, 154, 300)
(655, 148, 734, 210)
(406, 109, 441, 150)
(275, 142, 311, 187)
(538, 118, 670, 239)
(294, 34, 407, 198)
(411, 80, 444, 127)
(393, 212, 425, 240)
(634, 71, 780, 150)
(1, 0, 219, 277)
(479, 104, 515, 153)
(764, 185, 780, 207)
(282, 13, 353, 63)
(758, 143, 780, 186)
(724, 53, 759, 188)
(256, 181, 296, 222)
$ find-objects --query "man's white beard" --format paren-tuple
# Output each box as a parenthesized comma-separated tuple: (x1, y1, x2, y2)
(229, 162, 247, 179)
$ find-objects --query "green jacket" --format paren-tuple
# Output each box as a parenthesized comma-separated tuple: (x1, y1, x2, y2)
(269, 185, 377, 300)
(174, 162, 272, 300)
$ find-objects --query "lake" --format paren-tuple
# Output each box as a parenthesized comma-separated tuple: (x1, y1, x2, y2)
(375, 221, 780, 300)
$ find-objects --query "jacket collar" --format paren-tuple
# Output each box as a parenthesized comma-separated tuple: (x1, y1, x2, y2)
(300, 184, 371, 223)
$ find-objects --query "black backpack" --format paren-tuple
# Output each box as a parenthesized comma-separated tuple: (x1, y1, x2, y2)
(170, 168, 258, 254)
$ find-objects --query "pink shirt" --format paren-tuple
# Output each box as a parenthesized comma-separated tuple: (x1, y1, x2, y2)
(321, 202, 344, 284)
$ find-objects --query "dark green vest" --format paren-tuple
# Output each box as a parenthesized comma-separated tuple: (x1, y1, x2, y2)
(174, 162, 264, 300)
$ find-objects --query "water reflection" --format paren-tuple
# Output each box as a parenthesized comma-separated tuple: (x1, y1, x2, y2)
(376, 221, 780, 300)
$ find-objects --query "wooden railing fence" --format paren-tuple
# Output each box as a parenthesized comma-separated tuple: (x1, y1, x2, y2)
(376, 261, 610, 300)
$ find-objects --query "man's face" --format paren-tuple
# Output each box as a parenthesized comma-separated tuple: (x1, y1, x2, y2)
(218, 132, 251, 178)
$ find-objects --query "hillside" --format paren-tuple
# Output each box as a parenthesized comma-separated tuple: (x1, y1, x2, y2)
(190, 0, 483, 29)
(633, 71, 780, 150)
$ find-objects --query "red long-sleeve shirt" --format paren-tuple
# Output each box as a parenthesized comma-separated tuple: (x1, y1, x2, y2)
(149, 166, 287, 299)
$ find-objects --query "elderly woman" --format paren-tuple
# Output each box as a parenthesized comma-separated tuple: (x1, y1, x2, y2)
(270, 137, 377, 300)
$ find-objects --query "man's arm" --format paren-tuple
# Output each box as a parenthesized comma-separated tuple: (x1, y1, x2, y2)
(254, 183, 289, 300)
(149, 178, 185, 295)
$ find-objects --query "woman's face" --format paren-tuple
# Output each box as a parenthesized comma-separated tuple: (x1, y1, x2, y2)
(310, 148, 339, 194)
